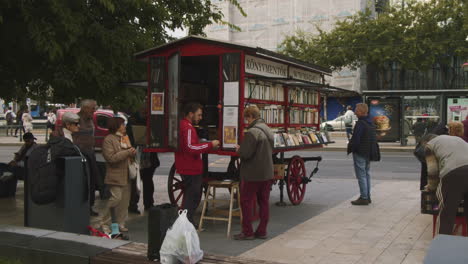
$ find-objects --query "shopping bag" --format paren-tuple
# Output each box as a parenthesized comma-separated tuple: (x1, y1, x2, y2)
(160, 210, 203, 264)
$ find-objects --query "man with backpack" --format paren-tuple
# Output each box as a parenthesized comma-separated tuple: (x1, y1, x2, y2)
(5, 107, 16, 136)
(347, 103, 380, 206)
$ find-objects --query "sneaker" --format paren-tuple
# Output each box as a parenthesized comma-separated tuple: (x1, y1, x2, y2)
(351, 197, 369, 206)
(233, 233, 255, 240)
(368, 198, 372, 204)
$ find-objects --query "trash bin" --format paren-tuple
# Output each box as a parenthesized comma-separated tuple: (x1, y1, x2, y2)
(25, 156, 90, 234)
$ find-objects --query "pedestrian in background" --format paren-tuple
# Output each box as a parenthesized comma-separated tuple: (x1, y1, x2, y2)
(97, 117, 136, 233)
(348, 103, 377, 206)
(73, 99, 102, 216)
(5, 107, 16, 136)
(47, 108, 57, 133)
(343, 105, 355, 141)
(21, 109, 33, 133)
(14, 106, 25, 137)
(127, 107, 160, 212)
(234, 105, 274, 240)
(420, 134, 468, 236)
(412, 118, 426, 143)
(175, 102, 219, 226)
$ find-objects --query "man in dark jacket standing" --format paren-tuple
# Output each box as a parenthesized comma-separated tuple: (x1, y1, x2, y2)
(175, 102, 219, 225)
(234, 105, 274, 240)
(348, 103, 377, 206)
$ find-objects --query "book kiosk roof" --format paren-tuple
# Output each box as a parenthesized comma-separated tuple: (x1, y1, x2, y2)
(134, 36, 357, 95)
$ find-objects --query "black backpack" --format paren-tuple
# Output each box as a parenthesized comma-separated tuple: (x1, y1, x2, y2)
(27, 136, 85, 205)
(5, 112, 13, 122)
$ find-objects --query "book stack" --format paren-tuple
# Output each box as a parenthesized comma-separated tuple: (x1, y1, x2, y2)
(289, 108, 319, 124)
(272, 128, 331, 148)
(245, 81, 284, 101)
(289, 88, 319, 105)
(257, 105, 285, 124)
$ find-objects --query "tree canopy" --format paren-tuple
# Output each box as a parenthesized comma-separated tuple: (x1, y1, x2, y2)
(279, 0, 467, 74)
(0, 0, 244, 109)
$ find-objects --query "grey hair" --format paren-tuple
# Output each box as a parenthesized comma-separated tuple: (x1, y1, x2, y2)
(62, 112, 80, 125)
(80, 99, 96, 109)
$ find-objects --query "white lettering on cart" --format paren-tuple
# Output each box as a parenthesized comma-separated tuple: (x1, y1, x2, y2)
(245, 55, 288, 78)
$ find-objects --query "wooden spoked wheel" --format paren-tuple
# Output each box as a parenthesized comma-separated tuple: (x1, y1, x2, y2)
(168, 164, 185, 207)
(286, 156, 307, 205)
(168, 163, 205, 208)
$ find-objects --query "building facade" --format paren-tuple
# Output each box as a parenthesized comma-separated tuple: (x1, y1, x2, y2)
(205, 0, 372, 97)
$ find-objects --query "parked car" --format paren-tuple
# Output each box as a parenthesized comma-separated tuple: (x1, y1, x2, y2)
(320, 115, 357, 131)
(56, 108, 128, 148)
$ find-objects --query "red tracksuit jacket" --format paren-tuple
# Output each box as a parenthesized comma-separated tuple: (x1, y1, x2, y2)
(175, 119, 213, 175)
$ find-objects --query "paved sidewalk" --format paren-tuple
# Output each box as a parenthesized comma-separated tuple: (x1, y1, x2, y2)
(241, 180, 432, 264)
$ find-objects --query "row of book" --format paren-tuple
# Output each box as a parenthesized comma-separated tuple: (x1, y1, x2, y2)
(289, 88, 319, 105)
(245, 81, 284, 101)
(258, 105, 285, 124)
(273, 130, 330, 148)
(289, 108, 320, 124)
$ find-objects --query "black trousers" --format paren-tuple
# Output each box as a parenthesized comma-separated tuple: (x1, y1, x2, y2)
(420, 162, 428, 191)
(129, 167, 156, 210)
(81, 150, 102, 208)
(181, 174, 202, 224)
(436, 165, 468, 235)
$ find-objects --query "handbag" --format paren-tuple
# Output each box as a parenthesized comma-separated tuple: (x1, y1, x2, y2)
(128, 160, 140, 180)
(369, 142, 381, 162)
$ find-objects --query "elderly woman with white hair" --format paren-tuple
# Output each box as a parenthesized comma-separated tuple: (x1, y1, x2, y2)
(52, 112, 81, 142)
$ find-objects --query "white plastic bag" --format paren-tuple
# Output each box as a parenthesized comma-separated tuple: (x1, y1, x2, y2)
(135, 147, 145, 215)
(160, 210, 204, 264)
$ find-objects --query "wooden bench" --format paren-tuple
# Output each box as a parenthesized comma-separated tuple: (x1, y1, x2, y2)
(91, 242, 284, 264)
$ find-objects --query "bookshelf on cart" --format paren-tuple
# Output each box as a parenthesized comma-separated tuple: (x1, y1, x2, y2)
(244, 80, 332, 151)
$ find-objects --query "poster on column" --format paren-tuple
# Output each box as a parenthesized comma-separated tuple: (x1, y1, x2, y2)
(224, 82, 239, 106)
(151, 92, 164, 115)
(447, 98, 468, 123)
(223, 107, 238, 148)
(367, 97, 401, 142)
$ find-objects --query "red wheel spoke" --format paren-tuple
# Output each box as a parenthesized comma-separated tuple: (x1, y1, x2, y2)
(175, 191, 183, 203)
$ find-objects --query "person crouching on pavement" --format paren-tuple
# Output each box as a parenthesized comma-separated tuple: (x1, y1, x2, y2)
(7, 132, 38, 181)
(234, 105, 274, 240)
(348, 103, 377, 206)
(97, 117, 136, 233)
(419, 134, 468, 235)
(175, 102, 220, 226)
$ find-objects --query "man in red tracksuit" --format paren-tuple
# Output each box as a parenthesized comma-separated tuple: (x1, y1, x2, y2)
(175, 102, 219, 225)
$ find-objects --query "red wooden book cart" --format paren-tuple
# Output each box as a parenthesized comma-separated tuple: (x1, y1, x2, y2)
(135, 36, 336, 206)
